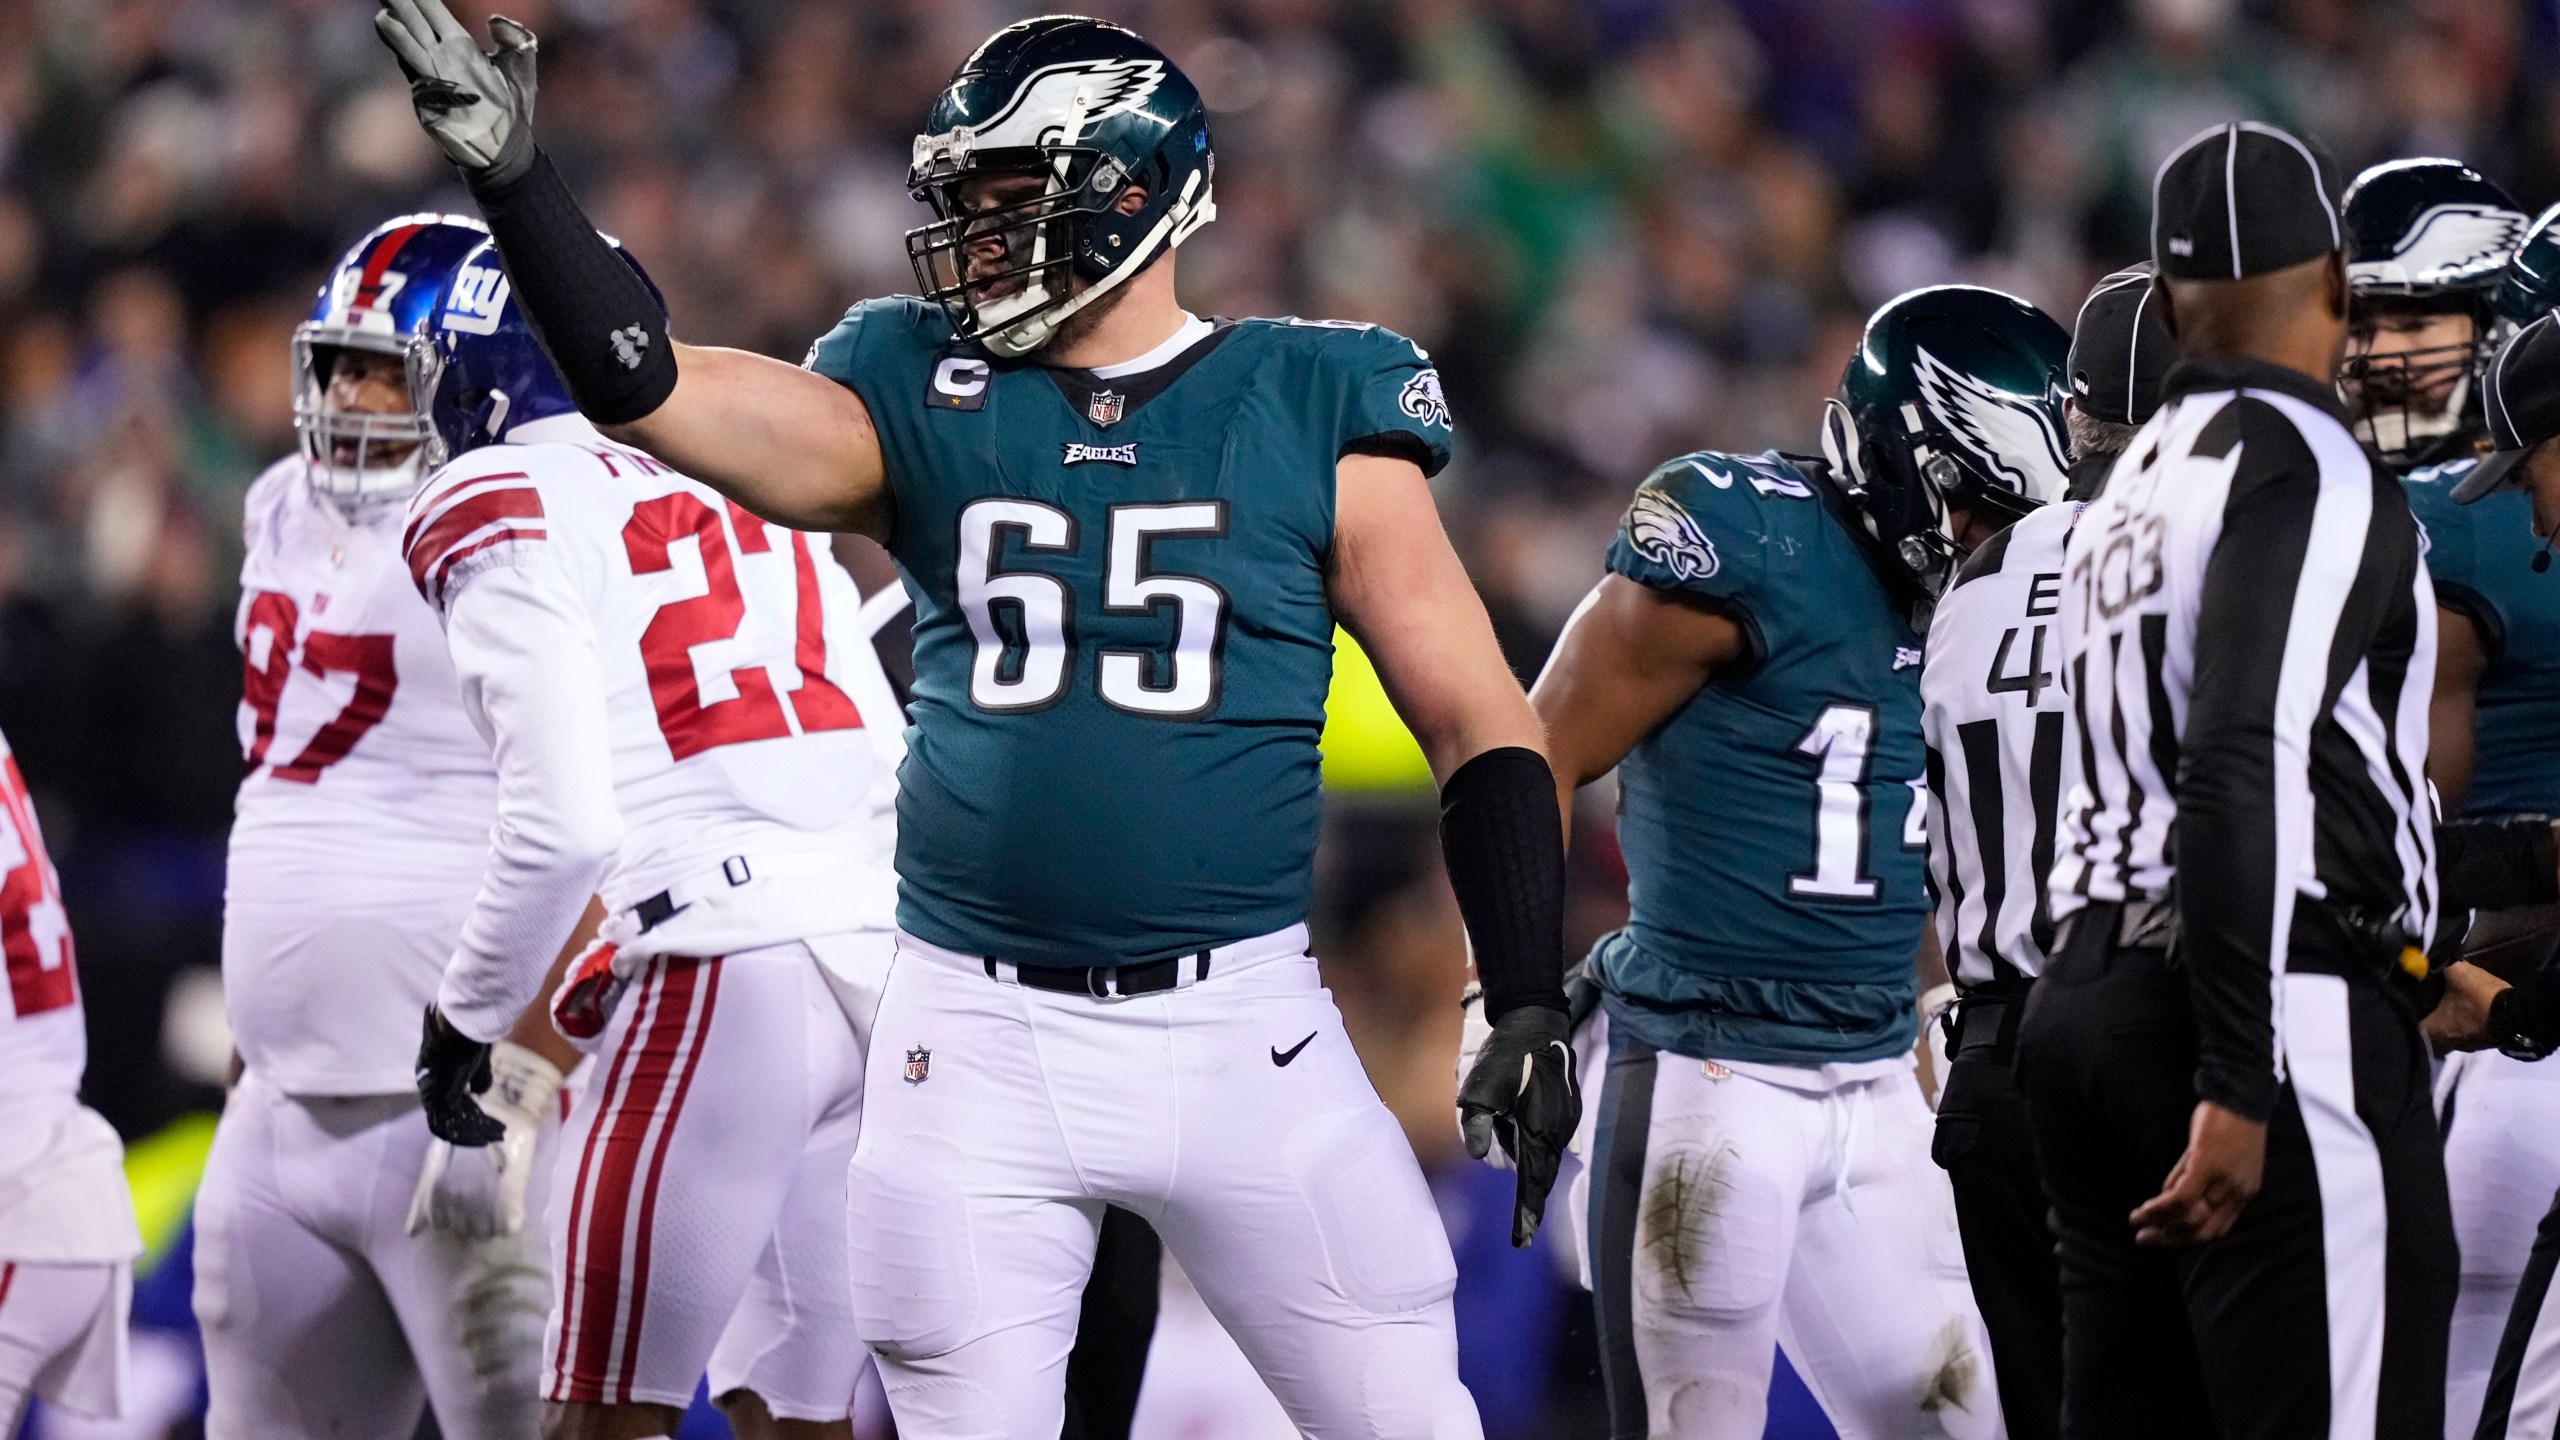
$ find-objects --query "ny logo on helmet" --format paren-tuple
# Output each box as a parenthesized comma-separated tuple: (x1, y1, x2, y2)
(442, 262, 512, 337)
(1912, 347, 2069, 504)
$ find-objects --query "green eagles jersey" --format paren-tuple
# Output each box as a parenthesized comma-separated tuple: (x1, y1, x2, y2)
(1595, 450, 1929, 1064)
(806, 299, 1451, 963)
(2406, 458, 2560, 818)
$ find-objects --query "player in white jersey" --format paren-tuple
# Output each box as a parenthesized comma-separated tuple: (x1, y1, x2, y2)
(198, 214, 591, 1440)
(401, 237, 901, 1439)
(1916, 267, 2176, 1440)
(0, 723, 141, 1432)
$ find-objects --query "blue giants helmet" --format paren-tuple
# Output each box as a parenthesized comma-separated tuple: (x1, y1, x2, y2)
(905, 16, 1216, 358)
(294, 214, 488, 512)
(418, 236, 661, 462)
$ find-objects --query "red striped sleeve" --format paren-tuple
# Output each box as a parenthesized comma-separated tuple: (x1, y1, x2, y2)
(405, 482, 548, 605)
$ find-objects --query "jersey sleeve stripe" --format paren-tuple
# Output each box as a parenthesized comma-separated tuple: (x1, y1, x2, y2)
(405, 487, 548, 604)
(403, 471, 534, 555)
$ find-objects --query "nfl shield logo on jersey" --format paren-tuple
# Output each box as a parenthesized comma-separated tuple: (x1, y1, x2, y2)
(1088, 389, 1126, 427)
(904, 1046, 932, 1084)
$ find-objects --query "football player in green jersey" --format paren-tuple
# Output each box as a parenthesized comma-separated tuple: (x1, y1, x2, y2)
(1535, 287, 2073, 1439)
(377, 8, 1577, 1437)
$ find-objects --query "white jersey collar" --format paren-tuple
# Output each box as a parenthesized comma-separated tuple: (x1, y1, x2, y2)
(1084, 312, 1212, 380)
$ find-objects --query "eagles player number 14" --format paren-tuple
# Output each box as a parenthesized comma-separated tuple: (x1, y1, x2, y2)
(959, 496, 1233, 717)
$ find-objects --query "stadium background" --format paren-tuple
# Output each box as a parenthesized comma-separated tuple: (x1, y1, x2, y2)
(2, 0, 2555, 1433)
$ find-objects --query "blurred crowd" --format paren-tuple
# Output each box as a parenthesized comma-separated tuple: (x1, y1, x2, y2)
(7, 0, 2560, 1431)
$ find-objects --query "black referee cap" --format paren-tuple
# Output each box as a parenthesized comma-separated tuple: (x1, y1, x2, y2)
(2152, 122, 2342, 281)
(2452, 310, 2560, 502)
(2068, 265, 2179, 425)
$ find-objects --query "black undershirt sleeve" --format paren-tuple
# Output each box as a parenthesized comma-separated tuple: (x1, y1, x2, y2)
(2436, 819, 2559, 916)
(468, 150, 678, 425)
(1440, 746, 1568, 1019)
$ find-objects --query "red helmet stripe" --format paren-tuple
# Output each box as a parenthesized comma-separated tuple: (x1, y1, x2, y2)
(354, 222, 428, 310)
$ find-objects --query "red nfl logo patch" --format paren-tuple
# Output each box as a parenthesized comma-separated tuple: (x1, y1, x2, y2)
(904, 1046, 931, 1084)
(1088, 389, 1125, 427)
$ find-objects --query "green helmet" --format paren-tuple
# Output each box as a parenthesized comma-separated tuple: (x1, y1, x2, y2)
(1819, 285, 2072, 600)
(905, 17, 1217, 358)
(2497, 202, 2560, 326)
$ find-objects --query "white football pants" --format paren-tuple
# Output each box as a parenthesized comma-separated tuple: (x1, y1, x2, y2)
(2439, 1050, 2560, 1439)
(194, 1071, 553, 1440)
(850, 926, 1482, 1440)
(546, 936, 879, 1419)
(0, 1259, 129, 1429)
(1588, 1029, 2003, 1440)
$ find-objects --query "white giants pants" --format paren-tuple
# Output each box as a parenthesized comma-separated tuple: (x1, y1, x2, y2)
(850, 926, 1482, 1440)
(2439, 1049, 2560, 1439)
(194, 1071, 553, 1440)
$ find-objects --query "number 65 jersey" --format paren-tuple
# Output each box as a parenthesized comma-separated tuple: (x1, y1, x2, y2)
(403, 417, 901, 1042)
(806, 300, 1449, 965)
(1592, 450, 1929, 1065)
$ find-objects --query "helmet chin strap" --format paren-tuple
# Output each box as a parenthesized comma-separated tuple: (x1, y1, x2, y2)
(982, 169, 1216, 359)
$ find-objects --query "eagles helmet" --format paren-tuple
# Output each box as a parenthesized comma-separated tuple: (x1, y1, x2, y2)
(293, 214, 488, 513)
(2496, 202, 2560, 326)
(2339, 158, 2529, 468)
(1820, 285, 2072, 600)
(905, 17, 1216, 359)
(418, 236, 663, 463)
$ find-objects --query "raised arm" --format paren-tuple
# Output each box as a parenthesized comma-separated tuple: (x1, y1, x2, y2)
(375, 0, 888, 535)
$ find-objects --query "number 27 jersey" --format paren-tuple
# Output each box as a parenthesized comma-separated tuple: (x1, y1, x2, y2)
(807, 300, 1451, 964)
(403, 420, 898, 995)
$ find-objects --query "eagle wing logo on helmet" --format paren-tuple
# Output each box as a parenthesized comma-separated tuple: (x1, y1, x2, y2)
(1913, 347, 2069, 505)
(963, 59, 1167, 151)
(1626, 486, 1719, 581)
(2364, 203, 2526, 282)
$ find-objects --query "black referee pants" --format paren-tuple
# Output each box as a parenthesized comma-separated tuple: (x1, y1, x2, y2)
(1933, 990, 2062, 1440)
(2016, 910, 2455, 1440)
(2475, 1184, 2560, 1439)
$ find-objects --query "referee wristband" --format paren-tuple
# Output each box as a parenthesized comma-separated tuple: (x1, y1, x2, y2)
(1440, 746, 1568, 1019)
(471, 149, 678, 425)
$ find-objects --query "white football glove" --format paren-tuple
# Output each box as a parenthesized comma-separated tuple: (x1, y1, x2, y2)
(374, 0, 540, 185)
(407, 1040, 563, 1239)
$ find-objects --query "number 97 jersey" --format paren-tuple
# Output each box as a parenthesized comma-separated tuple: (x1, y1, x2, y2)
(1596, 451, 1929, 1065)
(806, 299, 1451, 965)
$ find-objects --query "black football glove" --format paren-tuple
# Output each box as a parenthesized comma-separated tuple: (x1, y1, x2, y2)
(416, 1005, 506, 1146)
(1456, 1003, 1580, 1248)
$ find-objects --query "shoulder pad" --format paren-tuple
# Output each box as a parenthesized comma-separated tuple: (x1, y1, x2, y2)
(1610, 451, 1818, 602)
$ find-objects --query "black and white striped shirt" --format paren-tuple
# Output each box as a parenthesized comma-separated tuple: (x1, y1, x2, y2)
(2051, 354, 2436, 1120)
(1924, 501, 2078, 986)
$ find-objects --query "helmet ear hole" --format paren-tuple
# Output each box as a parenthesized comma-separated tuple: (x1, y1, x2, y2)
(1820, 398, 1865, 492)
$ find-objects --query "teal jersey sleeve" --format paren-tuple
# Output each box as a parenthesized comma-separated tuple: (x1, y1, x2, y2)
(1325, 323, 1453, 477)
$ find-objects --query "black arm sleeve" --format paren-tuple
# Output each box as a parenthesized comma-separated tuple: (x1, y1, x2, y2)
(469, 150, 678, 425)
(2437, 818, 2559, 916)
(2495, 970, 2560, 1049)
(1440, 746, 1568, 1019)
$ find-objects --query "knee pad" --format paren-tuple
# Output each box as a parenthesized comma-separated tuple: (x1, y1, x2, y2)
(1634, 1140, 1789, 1317)
(846, 1131, 978, 1359)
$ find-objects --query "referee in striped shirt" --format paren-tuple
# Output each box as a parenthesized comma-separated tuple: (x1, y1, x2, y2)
(2018, 122, 2457, 1439)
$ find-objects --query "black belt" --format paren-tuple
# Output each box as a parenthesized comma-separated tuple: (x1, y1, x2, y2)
(985, 951, 1213, 999)
(2062, 896, 2424, 984)
(1949, 978, 2034, 1060)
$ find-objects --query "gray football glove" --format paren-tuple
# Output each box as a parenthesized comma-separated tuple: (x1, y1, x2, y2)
(1456, 1003, 1580, 1248)
(374, 0, 540, 187)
